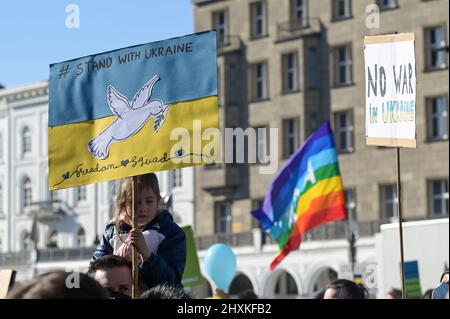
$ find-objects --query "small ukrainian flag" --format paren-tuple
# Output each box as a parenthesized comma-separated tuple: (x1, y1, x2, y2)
(354, 274, 363, 285)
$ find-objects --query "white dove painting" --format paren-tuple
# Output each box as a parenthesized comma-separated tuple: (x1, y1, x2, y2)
(87, 75, 170, 160)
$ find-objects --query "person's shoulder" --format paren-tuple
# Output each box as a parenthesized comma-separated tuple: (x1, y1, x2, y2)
(157, 210, 185, 238)
(101, 223, 115, 238)
(104, 222, 115, 231)
(105, 220, 131, 231)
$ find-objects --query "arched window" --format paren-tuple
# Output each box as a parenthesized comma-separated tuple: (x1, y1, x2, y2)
(22, 176, 32, 210)
(77, 227, 86, 248)
(274, 271, 298, 298)
(229, 274, 254, 296)
(312, 268, 338, 295)
(22, 126, 32, 155)
(185, 277, 213, 299)
(47, 230, 58, 248)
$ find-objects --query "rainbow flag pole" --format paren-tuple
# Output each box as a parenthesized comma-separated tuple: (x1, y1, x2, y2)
(252, 121, 347, 270)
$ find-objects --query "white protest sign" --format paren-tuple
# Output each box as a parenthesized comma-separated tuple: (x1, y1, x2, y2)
(0, 269, 16, 298)
(364, 33, 416, 148)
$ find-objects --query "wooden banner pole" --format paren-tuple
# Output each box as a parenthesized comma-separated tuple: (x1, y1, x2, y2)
(396, 147, 406, 299)
(131, 176, 139, 299)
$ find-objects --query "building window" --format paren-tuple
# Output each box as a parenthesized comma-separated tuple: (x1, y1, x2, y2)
(217, 67, 222, 107)
(250, 62, 268, 101)
(426, 26, 448, 70)
(282, 118, 299, 158)
(334, 110, 354, 153)
(230, 134, 238, 165)
(0, 132, 3, 160)
(333, 0, 351, 20)
(45, 174, 50, 200)
(227, 64, 238, 105)
(172, 169, 182, 188)
(378, 0, 397, 10)
(22, 176, 32, 210)
(47, 230, 58, 248)
(290, 0, 308, 28)
(427, 96, 448, 140)
(215, 202, 232, 234)
(282, 52, 299, 93)
(109, 180, 117, 197)
(22, 126, 32, 156)
(334, 45, 353, 86)
(212, 10, 228, 46)
(50, 189, 60, 202)
(74, 186, 87, 203)
(45, 174, 59, 202)
(77, 227, 86, 248)
(380, 184, 398, 220)
(255, 127, 270, 164)
(250, 1, 267, 38)
(428, 180, 449, 217)
(0, 184, 3, 219)
(308, 48, 318, 89)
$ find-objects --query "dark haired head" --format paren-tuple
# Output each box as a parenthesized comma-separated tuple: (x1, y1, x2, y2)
(422, 289, 433, 299)
(386, 288, 402, 299)
(88, 255, 132, 275)
(6, 271, 109, 299)
(88, 255, 140, 298)
(324, 279, 369, 299)
(440, 271, 449, 283)
(139, 284, 190, 299)
(116, 173, 162, 216)
(237, 289, 258, 299)
(313, 288, 326, 299)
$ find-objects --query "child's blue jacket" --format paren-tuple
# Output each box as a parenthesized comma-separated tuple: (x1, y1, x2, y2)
(93, 210, 186, 288)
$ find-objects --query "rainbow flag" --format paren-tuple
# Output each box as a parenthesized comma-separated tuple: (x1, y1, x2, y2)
(48, 31, 218, 190)
(252, 121, 346, 270)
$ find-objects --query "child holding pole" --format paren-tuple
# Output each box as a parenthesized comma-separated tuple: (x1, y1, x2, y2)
(93, 173, 186, 290)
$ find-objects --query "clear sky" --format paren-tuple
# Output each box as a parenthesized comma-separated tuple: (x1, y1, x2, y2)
(0, 1, 194, 88)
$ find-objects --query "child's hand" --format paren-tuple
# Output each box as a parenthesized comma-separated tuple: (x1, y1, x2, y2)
(116, 240, 132, 262)
(129, 228, 151, 261)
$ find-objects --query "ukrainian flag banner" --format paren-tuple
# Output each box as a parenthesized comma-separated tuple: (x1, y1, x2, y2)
(49, 31, 218, 190)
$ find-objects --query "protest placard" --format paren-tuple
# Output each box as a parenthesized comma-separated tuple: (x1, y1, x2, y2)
(364, 33, 416, 148)
(49, 31, 218, 190)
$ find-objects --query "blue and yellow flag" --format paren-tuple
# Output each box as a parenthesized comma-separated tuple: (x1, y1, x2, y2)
(49, 31, 218, 190)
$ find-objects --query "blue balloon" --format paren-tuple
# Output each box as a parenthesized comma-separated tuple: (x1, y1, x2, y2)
(204, 243, 236, 291)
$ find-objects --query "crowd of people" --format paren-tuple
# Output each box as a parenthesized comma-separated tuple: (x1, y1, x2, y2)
(3, 173, 448, 299)
(5, 265, 448, 299)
